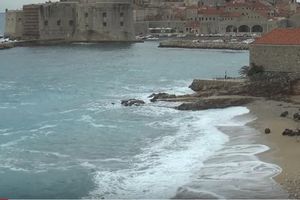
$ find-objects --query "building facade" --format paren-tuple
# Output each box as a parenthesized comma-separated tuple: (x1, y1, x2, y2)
(133, 0, 298, 35)
(5, 0, 135, 42)
(250, 28, 300, 73)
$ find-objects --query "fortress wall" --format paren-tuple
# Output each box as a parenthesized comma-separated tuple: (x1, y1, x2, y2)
(4, 10, 24, 39)
(39, 2, 77, 40)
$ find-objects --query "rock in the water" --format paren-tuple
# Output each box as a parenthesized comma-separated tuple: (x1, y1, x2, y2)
(280, 111, 289, 117)
(265, 128, 271, 134)
(148, 93, 176, 102)
(121, 99, 145, 106)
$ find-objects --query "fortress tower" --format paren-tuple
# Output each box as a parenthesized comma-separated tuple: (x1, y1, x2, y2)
(5, 0, 135, 42)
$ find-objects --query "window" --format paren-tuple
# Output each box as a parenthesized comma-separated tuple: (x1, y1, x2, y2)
(120, 12, 124, 17)
(120, 21, 124, 26)
(57, 20, 61, 26)
(69, 20, 74, 26)
(103, 22, 107, 27)
(44, 20, 48, 26)
(103, 12, 107, 18)
(85, 13, 88, 18)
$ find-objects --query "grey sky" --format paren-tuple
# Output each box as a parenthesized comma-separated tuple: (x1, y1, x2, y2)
(1, 0, 58, 12)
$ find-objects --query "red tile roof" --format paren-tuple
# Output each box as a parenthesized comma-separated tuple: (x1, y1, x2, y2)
(253, 28, 300, 45)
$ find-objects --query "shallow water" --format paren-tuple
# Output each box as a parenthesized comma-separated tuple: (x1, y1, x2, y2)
(0, 41, 286, 198)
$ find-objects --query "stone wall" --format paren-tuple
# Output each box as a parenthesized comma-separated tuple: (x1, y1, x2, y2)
(22, 5, 40, 40)
(250, 44, 300, 73)
(5, 0, 135, 42)
(4, 10, 23, 39)
(39, 2, 77, 40)
(75, 1, 135, 41)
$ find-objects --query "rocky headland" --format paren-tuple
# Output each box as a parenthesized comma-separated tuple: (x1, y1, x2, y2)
(121, 66, 300, 198)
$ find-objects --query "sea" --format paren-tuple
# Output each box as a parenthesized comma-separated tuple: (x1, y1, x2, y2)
(0, 15, 287, 199)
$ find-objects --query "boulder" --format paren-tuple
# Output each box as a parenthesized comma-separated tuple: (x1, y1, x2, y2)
(121, 99, 145, 107)
(282, 129, 293, 136)
(282, 129, 300, 137)
(148, 93, 176, 102)
(293, 113, 300, 121)
(280, 111, 289, 118)
(265, 128, 271, 134)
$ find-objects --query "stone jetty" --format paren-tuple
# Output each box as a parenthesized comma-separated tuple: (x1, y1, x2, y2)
(159, 40, 249, 50)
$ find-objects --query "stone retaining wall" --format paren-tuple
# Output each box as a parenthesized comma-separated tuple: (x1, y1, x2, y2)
(159, 40, 249, 50)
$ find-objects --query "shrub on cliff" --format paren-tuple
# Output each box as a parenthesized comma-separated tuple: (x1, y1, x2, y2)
(239, 63, 264, 78)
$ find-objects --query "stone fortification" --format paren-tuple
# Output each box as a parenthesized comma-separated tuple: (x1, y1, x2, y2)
(250, 45, 300, 73)
(5, 0, 135, 42)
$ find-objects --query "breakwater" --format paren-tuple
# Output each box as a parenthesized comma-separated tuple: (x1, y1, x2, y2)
(159, 40, 249, 50)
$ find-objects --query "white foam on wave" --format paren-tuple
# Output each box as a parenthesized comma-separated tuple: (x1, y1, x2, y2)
(88, 106, 250, 199)
(78, 114, 117, 128)
(110, 79, 193, 104)
(174, 112, 288, 199)
(82, 101, 122, 113)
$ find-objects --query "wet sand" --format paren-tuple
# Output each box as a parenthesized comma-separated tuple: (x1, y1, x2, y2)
(247, 100, 300, 198)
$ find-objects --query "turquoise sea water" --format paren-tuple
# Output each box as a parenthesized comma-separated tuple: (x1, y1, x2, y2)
(0, 42, 248, 198)
(0, 39, 287, 198)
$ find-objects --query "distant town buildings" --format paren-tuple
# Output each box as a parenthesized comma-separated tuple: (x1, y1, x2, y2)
(134, 0, 300, 35)
(5, 0, 135, 42)
(4, 0, 300, 41)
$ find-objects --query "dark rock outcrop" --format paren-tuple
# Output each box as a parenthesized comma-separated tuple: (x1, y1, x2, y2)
(282, 129, 300, 137)
(189, 79, 247, 96)
(149, 93, 176, 102)
(121, 99, 145, 106)
(176, 97, 253, 111)
(280, 111, 289, 118)
(246, 72, 300, 98)
(293, 113, 300, 121)
(0, 42, 14, 50)
(190, 72, 300, 100)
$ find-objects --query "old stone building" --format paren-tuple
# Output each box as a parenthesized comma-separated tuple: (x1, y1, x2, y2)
(5, 0, 135, 42)
(133, 0, 294, 35)
(250, 28, 300, 72)
(5, 10, 24, 39)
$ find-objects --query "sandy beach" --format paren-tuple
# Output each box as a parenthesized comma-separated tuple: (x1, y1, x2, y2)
(247, 100, 300, 198)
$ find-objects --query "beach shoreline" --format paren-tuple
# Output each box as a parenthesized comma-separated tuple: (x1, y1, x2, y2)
(247, 100, 300, 198)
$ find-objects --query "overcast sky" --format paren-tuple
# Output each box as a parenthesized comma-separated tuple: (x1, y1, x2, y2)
(1, 0, 58, 12)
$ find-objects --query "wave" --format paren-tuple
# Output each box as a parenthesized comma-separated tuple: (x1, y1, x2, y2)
(78, 115, 117, 128)
(174, 116, 287, 199)
(88, 106, 249, 199)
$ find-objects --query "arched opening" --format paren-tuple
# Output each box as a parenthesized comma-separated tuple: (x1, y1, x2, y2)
(238, 25, 250, 32)
(251, 25, 263, 33)
(226, 25, 237, 32)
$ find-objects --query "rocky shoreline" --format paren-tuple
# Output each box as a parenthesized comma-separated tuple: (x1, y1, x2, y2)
(159, 40, 249, 50)
(121, 71, 300, 111)
(0, 42, 14, 50)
